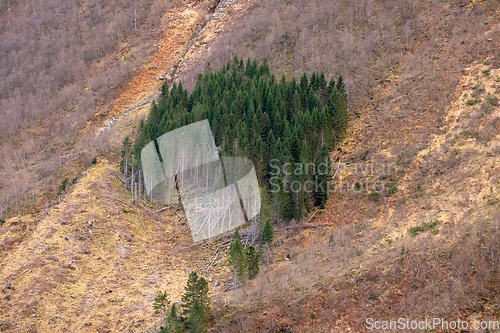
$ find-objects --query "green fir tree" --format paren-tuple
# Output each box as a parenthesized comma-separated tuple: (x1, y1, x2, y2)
(229, 230, 247, 285)
(313, 144, 333, 208)
(260, 219, 274, 246)
(246, 245, 260, 279)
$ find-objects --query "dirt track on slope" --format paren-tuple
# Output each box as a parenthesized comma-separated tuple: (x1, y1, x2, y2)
(86, 0, 219, 139)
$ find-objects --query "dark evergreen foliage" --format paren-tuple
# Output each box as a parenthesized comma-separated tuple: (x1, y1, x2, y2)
(181, 271, 211, 332)
(313, 144, 333, 209)
(229, 230, 247, 285)
(130, 57, 348, 222)
(260, 219, 274, 246)
(188, 300, 207, 333)
(246, 245, 260, 279)
(160, 303, 183, 333)
(153, 291, 170, 318)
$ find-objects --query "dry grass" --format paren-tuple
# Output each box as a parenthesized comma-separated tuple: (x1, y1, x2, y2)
(0, 0, 219, 221)
(199, 1, 500, 331)
(0, 0, 500, 331)
(0, 160, 235, 332)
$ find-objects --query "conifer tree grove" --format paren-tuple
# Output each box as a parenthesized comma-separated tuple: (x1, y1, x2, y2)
(129, 56, 348, 223)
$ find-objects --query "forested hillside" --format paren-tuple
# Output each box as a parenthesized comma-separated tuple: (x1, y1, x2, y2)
(0, 0, 213, 218)
(1, 0, 500, 331)
(128, 57, 348, 223)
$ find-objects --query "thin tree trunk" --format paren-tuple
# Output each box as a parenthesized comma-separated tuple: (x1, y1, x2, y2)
(124, 156, 128, 190)
(138, 170, 142, 202)
(131, 164, 134, 190)
(135, 182, 138, 205)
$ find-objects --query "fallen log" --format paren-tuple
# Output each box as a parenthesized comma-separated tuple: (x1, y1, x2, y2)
(138, 203, 168, 222)
(171, 222, 329, 253)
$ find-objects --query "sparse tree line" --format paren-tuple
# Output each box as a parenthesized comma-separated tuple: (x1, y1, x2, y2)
(152, 224, 274, 332)
(120, 136, 143, 205)
(227, 213, 275, 288)
(124, 56, 348, 224)
(228, 225, 272, 288)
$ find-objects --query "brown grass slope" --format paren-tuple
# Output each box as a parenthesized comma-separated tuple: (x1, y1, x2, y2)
(1, 0, 500, 332)
(173, 0, 500, 331)
(0, 160, 237, 332)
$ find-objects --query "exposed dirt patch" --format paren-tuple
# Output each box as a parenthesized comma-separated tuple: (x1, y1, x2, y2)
(88, 0, 223, 140)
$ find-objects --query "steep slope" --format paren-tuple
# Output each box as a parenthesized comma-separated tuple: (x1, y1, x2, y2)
(0, 160, 236, 332)
(0, 0, 222, 220)
(86, 0, 238, 157)
(209, 62, 500, 333)
(0, 1, 241, 331)
(89, 0, 220, 138)
(139, 0, 500, 331)
(198, 0, 500, 330)
(1, 0, 500, 332)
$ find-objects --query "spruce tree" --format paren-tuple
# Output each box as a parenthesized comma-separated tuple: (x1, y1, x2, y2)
(246, 245, 260, 279)
(254, 135, 266, 180)
(294, 141, 311, 220)
(292, 90, 301, 113)
(274, 170, 294, 221)
(310, 72, 318, 91)
(161, 304, 182, 333)
(153, 291, 170, 322)
(121, 136, 132, 176)
(245, 57, 253, 76)
(181, 271, 211, 331)
(257, 187, 271, 235)
(229, 230, 247, 286)
(188, 299, 207, 333)
(319, 71, 327, 90)
(147, 100, 162, 129)
(181, 271, 199, 315)
(260, 219, 274, 245)
(161, 81, 169, 98)
(290, 132, 300, 163)
(195, 276, 211, 321)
